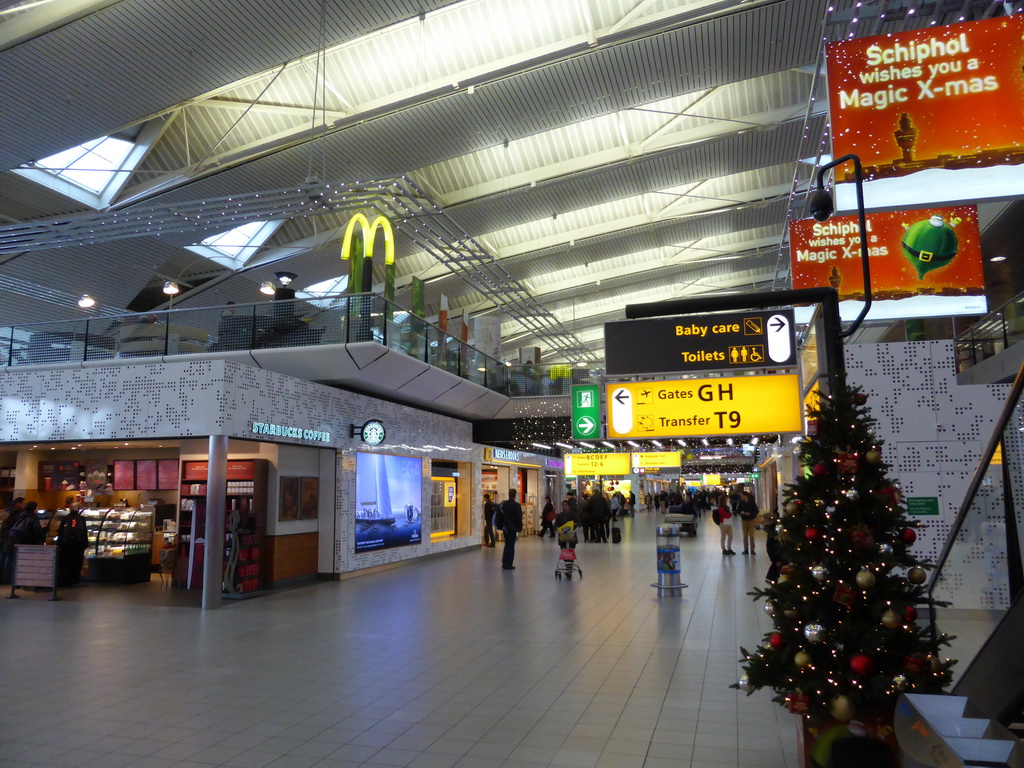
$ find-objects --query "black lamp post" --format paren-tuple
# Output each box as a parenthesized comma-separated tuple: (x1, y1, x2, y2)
(809, 153, 873, 339)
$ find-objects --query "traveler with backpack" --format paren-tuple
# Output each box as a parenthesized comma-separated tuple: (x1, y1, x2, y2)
(539, 496, 556, 539)
(57, 504, 89, 586)
(498, 489, 523, 570)
(713, 493, 735, 555)
(0, 497, 25, 584)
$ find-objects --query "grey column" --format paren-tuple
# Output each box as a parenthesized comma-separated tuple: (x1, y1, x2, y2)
(202, 434, 229, 610)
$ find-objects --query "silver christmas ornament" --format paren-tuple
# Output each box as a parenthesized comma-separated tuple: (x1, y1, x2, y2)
(826, 506, 837, 514)
(738, 674, 753, 692)
(893, 674, 908, 691)
(879, 543, 894, 555)
(804, 623, 826, 643)
(812, 565, 829, 582)
(764, 602, 775, 617)
(845, 489, 860, 501)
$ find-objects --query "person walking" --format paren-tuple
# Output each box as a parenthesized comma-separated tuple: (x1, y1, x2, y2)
(610, 491, 621, 524)
(715, 493, 736, 555)
(738, 490, 760, 555)
(0, 496, 25, 584)
(56, 504, 89, 586)
(584, 491, 610, 543)
(539, 496, 556, 539)
(481, 493, 496, 548)
(499, 489, 523, 570)
(554, 499, 580, 549)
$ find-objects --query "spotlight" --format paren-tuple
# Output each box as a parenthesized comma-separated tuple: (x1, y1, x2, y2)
(275, 271, 298, 286)
(259, 281, 276, 296)
(162, 281, 180, 295)
(575, 361, 586, 367)
(77, 294, 96, 308)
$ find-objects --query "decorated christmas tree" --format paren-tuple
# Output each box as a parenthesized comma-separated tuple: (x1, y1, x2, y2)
(735, 385, 955, 726)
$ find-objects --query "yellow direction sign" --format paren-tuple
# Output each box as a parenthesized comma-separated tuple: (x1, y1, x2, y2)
(607, 375, 802, 438)
(631, 452, 682, 470)
(565, 453, 630, 476)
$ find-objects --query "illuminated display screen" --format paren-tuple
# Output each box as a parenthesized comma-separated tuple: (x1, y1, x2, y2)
(354, 453, 422, 553)
(790, 204, 986, 320)
(826, 15, 1024, 210)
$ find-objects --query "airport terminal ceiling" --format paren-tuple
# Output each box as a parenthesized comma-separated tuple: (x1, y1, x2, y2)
(0, 0, 1016, 363)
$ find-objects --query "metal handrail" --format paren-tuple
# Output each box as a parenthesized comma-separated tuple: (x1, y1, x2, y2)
(927, 359, 1024, 641)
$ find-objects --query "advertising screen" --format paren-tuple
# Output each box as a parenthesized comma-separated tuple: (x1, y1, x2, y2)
(354, 453, 422, 553)
(826, 15, 1024, 210)
(790, 204, 986, 320)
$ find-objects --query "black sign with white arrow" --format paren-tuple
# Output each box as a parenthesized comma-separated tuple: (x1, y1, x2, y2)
(604, 309, 797, 376)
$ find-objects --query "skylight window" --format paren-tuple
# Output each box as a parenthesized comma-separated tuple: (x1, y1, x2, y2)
(34, 136, 134, 193)
(185, 220, 283, 270)
(13, 128, 156, 209)
(297, 276, 350, 306)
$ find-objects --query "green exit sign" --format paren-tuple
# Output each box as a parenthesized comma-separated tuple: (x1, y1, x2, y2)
(572, 385, 600, 440)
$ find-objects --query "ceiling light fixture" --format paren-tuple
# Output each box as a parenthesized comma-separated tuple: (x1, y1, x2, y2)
(575, 361, 586, 367)
(627, 440, 639, 448)
(578, 442, 595, 449)
(77, 294, 96, 308)
(990, 255, 1006, 263)
(532, 442, 552, 450)
(701, 438, 710, 446)
(601, 441, 615, 449)
(259, 281, 276, 295)
(555, 442, 574, 450)
(162, 281, 180, 295)
(275, 271, 298, 285)
(652, 440, 663, 448)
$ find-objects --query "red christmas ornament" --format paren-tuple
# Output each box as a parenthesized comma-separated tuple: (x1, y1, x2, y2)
(879, 486, 902, 506)
(837, 451, 859, 474)
(804, 527, 821, 542)
(901, 527, 917, 545)
(903, 655, 928, 674)
(769, 633, 785, 650)
(850, 654, 876, 676)
(812, 463, 827, 476)
(904, 605, 918, 623)
(854, 392, 868, 405)
(850, 525, 876, 549)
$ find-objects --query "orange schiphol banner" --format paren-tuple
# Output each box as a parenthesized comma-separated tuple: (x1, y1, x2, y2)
(827, 15, 1024, 210)
(790, 204, 985, 319)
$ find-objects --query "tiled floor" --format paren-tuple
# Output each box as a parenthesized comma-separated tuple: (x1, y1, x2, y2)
(1, 513, 800, 768)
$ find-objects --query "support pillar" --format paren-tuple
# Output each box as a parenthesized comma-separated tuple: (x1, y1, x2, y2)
(202, 435, 229, 610)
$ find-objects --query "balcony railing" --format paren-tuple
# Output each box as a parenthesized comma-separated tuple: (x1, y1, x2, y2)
(0, 294, 599, 398)
(955, 288, 1024, 373)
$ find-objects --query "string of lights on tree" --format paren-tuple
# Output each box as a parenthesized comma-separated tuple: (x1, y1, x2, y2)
(733, 385, 954, 725)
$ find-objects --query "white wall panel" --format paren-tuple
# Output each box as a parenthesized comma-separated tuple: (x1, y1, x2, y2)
(847, 340, 1009, 608)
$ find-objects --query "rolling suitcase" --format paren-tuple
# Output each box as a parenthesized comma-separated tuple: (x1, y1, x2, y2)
(612, 527, 622, 544)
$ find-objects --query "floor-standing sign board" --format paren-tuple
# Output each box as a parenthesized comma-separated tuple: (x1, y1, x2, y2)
(607, 375, 803, 438)
(571, 385, 601, 440)
(604, 310, 796, 376)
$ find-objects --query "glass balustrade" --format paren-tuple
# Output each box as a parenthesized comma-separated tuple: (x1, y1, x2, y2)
(0, 294, 598, 398)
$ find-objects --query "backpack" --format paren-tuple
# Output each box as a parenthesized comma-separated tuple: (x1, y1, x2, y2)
(492, 504, 505, 531)
(9, 513, 40, 545)
(712, 509, 722, 526)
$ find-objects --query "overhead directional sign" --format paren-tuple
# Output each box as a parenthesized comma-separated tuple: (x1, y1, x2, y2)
(571, 384, 601, 440)
(607, 375, 802, 438)
(565, 453, 630, 476)
(631, 452, 682, 470)
(604, 309, 796, 376)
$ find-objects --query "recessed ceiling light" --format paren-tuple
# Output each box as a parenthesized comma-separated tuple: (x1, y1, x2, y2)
(990, 256, 1006, 263)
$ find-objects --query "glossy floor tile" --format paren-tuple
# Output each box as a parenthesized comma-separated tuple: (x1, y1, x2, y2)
(1, 514, 801, 768)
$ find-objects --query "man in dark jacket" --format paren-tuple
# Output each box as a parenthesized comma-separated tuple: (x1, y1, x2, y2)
(500, 489, 523, 570)
(482, 494, 496, 548)
(584, 492, 610, 543)
(738, 491, 760, 555)
(0, 497, 25, 584)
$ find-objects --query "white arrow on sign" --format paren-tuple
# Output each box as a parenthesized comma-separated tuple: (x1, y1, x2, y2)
(611, 387, 633, 435)
(576, 416, 597, 436)
(766, 313, 792, 363)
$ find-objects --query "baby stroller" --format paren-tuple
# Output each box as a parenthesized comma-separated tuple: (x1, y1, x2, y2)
(555, 521, 582, 580)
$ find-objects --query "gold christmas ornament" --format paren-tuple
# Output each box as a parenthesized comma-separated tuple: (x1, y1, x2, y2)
(882, 609, 902, 629)
(829, 694, 855, 722)
(794, 651, 812, 668)
(865, 449, 882, 465)
(908, 566, 927, 585)
(855, 568, 877, 589)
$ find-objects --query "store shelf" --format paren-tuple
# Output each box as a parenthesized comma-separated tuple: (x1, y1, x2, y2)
(83, 506, 154, 584)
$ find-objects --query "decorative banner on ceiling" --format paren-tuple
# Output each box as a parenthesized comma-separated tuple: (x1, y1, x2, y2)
(790, 204, 986, 321)
(826, 15, 1024, 211)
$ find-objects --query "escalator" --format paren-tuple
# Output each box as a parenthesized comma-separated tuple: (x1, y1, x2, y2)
(928, 361, 1024, 731)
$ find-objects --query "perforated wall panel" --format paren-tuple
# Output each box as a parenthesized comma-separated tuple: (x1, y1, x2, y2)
(847, 340, 1010, 608)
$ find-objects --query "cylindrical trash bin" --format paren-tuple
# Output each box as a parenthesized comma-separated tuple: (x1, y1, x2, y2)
(652, 524, 687, 596)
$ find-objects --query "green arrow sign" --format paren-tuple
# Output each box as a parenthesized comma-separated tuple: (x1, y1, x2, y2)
(572, 385, 600, 439)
